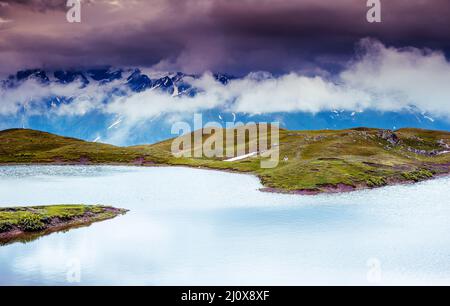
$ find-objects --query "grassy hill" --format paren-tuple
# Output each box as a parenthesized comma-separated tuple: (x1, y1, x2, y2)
(0, 129, 145, 164)
(1, 127, 449, 194)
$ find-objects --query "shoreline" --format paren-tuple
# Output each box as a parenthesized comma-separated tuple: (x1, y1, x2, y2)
(260, 172, 450, 195)
(0, 205, 128, 245)
(1, 162, 449, 196)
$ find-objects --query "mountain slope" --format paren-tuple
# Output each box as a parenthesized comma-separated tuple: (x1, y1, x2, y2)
(1, 128, 449, 194)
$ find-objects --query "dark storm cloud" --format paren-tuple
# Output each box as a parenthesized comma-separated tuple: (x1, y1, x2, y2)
(1, 0, 450, 76)
(205, 0, 450, 69)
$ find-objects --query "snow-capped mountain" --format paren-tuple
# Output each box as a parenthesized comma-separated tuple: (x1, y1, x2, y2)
(1, 68, 449, 146)
(3, 68, 230, 94)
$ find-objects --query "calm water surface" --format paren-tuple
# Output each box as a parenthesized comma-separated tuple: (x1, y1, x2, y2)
(0, 165, 449, 285)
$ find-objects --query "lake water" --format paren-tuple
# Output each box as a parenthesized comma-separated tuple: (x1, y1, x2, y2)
(0, 165, 449, 285)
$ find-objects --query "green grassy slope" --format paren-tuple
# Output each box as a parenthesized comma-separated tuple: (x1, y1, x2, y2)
(0, 129, 144, 164)
(1, 127, 449, 193)
(134, 127, 450, 192)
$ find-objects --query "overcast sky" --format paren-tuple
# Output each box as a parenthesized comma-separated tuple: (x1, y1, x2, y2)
(0, 0, 450, 76)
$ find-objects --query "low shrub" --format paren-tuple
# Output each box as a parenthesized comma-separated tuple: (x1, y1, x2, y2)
(366, 177, 387, 187)
(402, 169, 434, 182)
(0, 222, 12, 233)
(18, 213, 46, 232)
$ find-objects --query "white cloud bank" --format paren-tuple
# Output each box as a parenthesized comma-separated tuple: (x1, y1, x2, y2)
(0, 78, 123, 116)
(341, 38, 450, 117)
(1, 39, 450, 123)
(103, 38, 450, 121)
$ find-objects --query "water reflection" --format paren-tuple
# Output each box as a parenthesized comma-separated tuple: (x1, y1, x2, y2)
(0, 166, 449, 285)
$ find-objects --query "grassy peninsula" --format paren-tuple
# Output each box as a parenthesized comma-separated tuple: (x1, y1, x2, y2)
(1, 127, 449, 194)
(0, 205, 128, 245)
